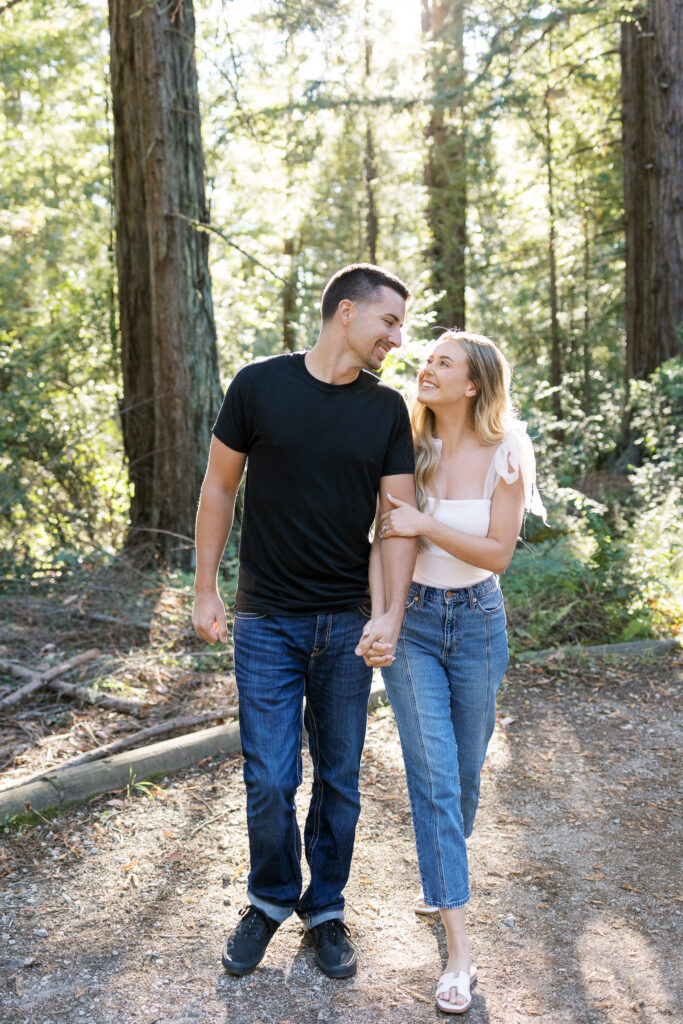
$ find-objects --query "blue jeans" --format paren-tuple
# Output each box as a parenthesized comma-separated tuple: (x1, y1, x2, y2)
(382, 576, 508, 909)
(232, 607, 372, 929)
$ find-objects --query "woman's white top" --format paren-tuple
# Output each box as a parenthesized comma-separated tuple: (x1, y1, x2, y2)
(412, 421, 546, 590)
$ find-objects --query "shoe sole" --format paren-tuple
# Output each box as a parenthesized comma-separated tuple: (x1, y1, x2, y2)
(314, 954, 357, 979)
(221, 945, 266, 975)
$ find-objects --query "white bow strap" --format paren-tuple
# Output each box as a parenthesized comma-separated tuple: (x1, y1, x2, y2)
(484, 420, 548, 523)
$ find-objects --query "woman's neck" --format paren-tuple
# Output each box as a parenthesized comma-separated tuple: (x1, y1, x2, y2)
(433, 407, 477, 453)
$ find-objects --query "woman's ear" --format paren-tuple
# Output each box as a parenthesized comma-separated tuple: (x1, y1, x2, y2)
(465, 381, 478, 397)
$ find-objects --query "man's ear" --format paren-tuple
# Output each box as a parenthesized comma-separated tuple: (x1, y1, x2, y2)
(338, 299, 355, 325)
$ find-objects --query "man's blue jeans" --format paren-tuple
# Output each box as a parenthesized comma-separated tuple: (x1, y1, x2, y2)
(382, 576, 508, 909)
(232, 607, 372, 929)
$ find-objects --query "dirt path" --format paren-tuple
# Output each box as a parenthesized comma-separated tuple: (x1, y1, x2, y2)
(1, 648, 680, 1024)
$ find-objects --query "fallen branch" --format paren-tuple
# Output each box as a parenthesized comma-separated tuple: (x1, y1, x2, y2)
(46, 678, 144, 714)
(0, 650, 101, 708)
(13, 708, 235, 782)
(68, 609, 153, 631)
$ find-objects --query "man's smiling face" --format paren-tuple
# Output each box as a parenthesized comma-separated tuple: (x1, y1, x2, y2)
(344, 285, 406, 371)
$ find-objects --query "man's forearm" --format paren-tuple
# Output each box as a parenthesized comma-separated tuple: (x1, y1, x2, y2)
(194, 484, 236, 594)
(381, 535, 417, 626)
(368, 535, 386, 619)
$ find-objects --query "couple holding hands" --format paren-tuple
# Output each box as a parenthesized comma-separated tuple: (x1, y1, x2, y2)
(192, 263, 545, 1014)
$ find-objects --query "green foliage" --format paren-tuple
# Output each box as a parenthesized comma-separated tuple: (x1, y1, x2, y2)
(0, 0, 128, 572)
(504, 358, 683, 651)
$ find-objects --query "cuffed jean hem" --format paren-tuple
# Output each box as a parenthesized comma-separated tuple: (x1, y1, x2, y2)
(421, 893, 470, 911)
(299, 907, 345, 931)
(248, 890, 293, 925)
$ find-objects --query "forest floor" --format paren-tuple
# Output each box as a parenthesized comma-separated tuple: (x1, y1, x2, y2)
(0, 569, 681, 1024)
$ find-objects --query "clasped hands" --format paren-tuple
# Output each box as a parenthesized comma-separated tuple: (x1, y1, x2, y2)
(354, 612, 398, 668)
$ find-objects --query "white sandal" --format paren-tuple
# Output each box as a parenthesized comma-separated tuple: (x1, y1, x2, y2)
(435, 969, 473, 1014)
(414, 890, 440, 916)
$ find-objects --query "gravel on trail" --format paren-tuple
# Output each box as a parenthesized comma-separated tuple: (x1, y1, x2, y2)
(1, 648, 680, 1024)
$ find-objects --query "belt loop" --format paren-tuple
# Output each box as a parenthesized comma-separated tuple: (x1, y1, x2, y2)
(417, 585, 425, 609)
(468, 586, 477, 609)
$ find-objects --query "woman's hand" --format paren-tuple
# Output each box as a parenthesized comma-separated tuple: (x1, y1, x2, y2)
(379, 492, 427, 539)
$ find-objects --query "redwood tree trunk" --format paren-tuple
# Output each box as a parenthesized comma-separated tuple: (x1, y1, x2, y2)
(544, 91, 563, 423)
(110, 0, 221, 565)
(621, 1, 683, 379)
(363, 2, 379, 264)
(423, 0, 467, 330)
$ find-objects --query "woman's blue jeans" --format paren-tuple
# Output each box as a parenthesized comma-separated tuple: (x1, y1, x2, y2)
(232, 607, 372, 929)
(382, 576, 508, 909)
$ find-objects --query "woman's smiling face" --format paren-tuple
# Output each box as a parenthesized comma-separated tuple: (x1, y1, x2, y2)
(417, 339, 477, 407)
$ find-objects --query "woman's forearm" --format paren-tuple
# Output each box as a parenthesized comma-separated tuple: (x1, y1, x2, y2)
(421, 518, 514, 576)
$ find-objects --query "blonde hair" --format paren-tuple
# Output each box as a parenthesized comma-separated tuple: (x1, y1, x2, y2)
(412, 331, 514, 517)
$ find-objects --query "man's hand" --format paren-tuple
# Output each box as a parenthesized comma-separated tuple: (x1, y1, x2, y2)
(355, 612, 400, 668)
(192, 591, 228, 644)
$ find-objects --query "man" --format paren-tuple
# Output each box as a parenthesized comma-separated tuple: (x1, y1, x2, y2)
(192, 264, 417, 979)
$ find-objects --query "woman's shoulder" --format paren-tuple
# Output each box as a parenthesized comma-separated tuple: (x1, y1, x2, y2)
(485, 421, 547, 519)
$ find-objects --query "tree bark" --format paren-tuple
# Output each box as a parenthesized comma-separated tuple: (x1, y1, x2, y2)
(363, 1, 379, 264)
(110, 0, 221, 565)
(544, 90, 562, 423)
(423, 0, 467, 330)
(282, 237, 297, 351)
(621, 1, 683, 379)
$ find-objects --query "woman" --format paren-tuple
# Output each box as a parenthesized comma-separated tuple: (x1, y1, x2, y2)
(368, 330, 545, 1014)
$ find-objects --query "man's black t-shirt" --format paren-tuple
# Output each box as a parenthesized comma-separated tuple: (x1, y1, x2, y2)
(212, 352, 415, 614)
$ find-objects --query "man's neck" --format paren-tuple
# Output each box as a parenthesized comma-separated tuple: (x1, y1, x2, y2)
(305, 332, 362, 385)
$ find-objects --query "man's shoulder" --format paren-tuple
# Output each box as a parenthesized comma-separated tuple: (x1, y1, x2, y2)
(358, 371, 409, 407)
(231, 352, 301, 385)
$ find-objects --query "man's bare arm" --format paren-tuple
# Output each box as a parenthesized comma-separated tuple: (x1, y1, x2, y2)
(355, 473, 417, 662)
(192, 436, 247, 644)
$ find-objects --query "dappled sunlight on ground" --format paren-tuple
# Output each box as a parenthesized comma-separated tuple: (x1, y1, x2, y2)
(578, 917, 678, 1021)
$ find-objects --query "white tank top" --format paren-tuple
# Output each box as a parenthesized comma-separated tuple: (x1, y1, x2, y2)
(412, 422, 546, 589)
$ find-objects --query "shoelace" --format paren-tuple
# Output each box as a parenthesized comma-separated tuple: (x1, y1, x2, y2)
(239, 906, 268, 935)
(319, 919, 351, 945)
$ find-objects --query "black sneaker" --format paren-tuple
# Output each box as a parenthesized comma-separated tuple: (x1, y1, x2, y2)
(309, 918, 357, 978)
(221, 905, 280, 975)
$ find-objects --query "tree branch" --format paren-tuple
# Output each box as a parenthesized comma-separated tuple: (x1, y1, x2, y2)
(0, 0, 26, 16)
(171, 212, 289, 283)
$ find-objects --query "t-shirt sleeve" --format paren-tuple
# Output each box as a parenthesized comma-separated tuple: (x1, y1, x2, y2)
(212, 367, 252, 453)
(380, 393, 416, 477)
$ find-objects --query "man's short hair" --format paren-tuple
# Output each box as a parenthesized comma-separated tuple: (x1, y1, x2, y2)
(321, 264, 411, 323)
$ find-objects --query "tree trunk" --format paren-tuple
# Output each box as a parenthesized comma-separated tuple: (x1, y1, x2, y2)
(363, 2, 379, 264)
(110, 0, 221, 566)
(621, 1, 683, 380)
(544, 91, 562, 423)
(282, 237, 297, 352)
(423, 0, 467, 330)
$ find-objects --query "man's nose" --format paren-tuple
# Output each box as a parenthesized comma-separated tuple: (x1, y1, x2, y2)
(390, 326, 402, 349)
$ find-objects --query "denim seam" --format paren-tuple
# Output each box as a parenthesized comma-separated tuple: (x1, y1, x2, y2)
(304, 686, 323, 872)
(311, 613, 332, 658)
(399, 634, 449, 906)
